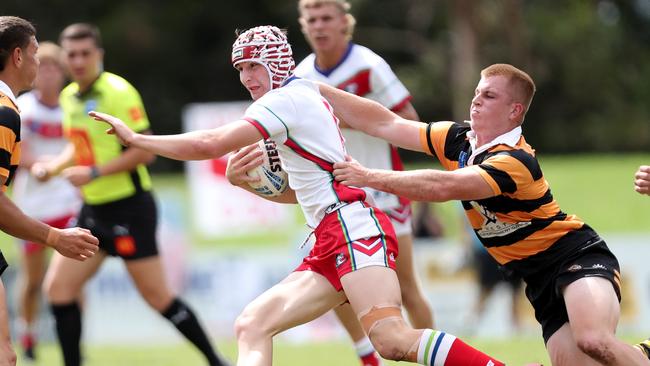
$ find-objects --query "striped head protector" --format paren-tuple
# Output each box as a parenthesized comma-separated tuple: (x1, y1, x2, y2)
(231, 25, 296, 90)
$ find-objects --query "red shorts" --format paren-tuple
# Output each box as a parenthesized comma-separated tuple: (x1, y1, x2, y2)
(295, 202, 399, 291)
(23, 214, 75, 255)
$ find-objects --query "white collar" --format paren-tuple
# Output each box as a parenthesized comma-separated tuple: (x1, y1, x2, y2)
(465, 123, 522, 166)
(0, 80, 18, 108)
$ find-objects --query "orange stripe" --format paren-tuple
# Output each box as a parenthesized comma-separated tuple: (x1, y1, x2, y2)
(0, 125, 16, 153)
(487, 219, 584, 264)
(472, 165, 501, 195)
(419, 124, 431, 155)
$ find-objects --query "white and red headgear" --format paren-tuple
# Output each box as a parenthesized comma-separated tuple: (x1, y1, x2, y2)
(231, 25, 296, 90)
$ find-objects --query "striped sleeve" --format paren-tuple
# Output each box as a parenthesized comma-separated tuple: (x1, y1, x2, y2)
(474, 150, 541, 195)
(0, 106, 20, 179)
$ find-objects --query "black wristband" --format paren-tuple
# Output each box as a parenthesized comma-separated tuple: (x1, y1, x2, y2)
(90, 165, 101, 180)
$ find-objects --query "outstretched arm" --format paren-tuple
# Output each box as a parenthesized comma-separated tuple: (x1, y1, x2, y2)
(333, 158, 494, 202)
(90, 111, 263, 161)
(318, 83, 426, 152)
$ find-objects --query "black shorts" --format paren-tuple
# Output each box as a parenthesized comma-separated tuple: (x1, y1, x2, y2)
(76, 191, 158, 260)
(475, 249, 522, 291)
(524, 236, 621, 343)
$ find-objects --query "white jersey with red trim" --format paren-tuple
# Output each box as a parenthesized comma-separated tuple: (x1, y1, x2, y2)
(294, 43, 410, 210)
(13, 92, 81, 220)
(244, 77, 369, 229)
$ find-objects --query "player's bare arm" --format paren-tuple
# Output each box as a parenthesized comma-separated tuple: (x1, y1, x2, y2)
(61, 136, 155, 187)
(226, 143, 298, 204)
(333, 158, 494, 202)
(317, 83, 425, 152)
(634, 165, 650, 196)
(0, 178, 98, 261)
(90, 111, 263, 161)
(30, 142, 75, 182)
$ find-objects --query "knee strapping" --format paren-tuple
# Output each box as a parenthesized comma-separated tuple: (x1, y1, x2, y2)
(359, 305, 403, 337)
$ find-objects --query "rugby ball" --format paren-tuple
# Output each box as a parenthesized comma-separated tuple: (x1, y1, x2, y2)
(246, 139, 288, 197)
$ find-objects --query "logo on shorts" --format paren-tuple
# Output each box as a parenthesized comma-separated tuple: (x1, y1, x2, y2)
(591, 264, 607, 270)
(486, 361, 495, 366)
(389, 252, 396, 262)
(567, 264, 582, 272)
(335, 253, 347, 268)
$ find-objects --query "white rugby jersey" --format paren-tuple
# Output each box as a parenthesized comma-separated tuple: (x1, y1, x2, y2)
(294, 43, 411, 210)
(244, 78, 367, 228)
(13, 92, 80, 220)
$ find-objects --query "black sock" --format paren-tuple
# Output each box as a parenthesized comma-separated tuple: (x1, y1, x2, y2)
(161, 298, 228, 366)
(50, 302, 82, 366)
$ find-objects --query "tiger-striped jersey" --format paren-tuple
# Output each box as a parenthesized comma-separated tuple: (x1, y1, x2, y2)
(294, 43, 411, 210)
(420, 121, 599, 277)
(0, 81, 21, 192)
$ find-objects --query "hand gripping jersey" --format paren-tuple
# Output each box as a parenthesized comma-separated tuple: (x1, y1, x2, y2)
(294, 43, 411, 211)
(13, 92, 80, 220)
(244, 77, 371, 229)
(59, 72, 153, 205)
(420, 121, 600, 278)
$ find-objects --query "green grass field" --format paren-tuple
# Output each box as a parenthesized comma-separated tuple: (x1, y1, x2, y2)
(22, 334, 650, 365)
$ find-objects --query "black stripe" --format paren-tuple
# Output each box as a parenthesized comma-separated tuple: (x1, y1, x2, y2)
(425, 122, 434, 155)
(443, 122, 471, 162)
(479, 163, 518, 194)
(478, 212, 567, 248)
(0, 106, 20, 139)
(475, 189, 556, 213)
(498, 149, 543, 181)
(0, 149, 10, 172)
(121, 145, 145, 194)
(5, 165, 17, 187)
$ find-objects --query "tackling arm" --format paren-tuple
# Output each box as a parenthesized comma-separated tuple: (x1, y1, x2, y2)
(318, 83, 425, 152)
(333, 160, 495, 202)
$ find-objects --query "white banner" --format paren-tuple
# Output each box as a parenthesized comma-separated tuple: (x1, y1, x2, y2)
(181, 102, 297, 238)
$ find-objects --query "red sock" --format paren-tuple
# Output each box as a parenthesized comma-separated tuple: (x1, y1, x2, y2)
(445, 338, 505, 366)
(360, 351, 383, 366)
(417, 330, 505, 366)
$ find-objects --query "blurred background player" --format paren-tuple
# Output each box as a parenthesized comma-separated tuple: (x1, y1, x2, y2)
(294, 1, 434, 364)
(0, 16, 100, 366)
(31, 23, 229, 366)
(459, 209, 523, 336)
(12, 41, 81, 363)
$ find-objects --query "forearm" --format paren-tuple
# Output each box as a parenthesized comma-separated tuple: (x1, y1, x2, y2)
(95, 147, 154, 176)
(319, 83, 398, 135)
(0, 193, 51, 245)
(129, 130, 223, 161)
(47, 143, 76, 175)
(363, 169, 450, 202)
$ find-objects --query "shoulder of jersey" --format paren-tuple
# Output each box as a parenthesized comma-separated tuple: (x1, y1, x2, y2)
(0, 104, 21, 130)
(101, 72, 137, 94)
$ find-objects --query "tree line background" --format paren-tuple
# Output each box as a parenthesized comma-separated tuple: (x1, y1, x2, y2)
(5, 0, 650, 171)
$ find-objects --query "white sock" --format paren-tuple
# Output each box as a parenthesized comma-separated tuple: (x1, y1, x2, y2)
(354, 336, 375, 357)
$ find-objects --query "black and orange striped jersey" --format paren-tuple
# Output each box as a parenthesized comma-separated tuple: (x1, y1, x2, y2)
(420, 121, 599, 278)
(0, 91, 21, 192)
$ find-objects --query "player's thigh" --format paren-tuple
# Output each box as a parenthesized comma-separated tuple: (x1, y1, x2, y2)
(341, 265, 401, 316)
(124, 256, 173, 311)
(547, 323, 602, 366)
(394, 234, 418, 290)
(44, 251, 106, 302)
(241, 270, 346, 335)
(563, 276, 619, 336)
